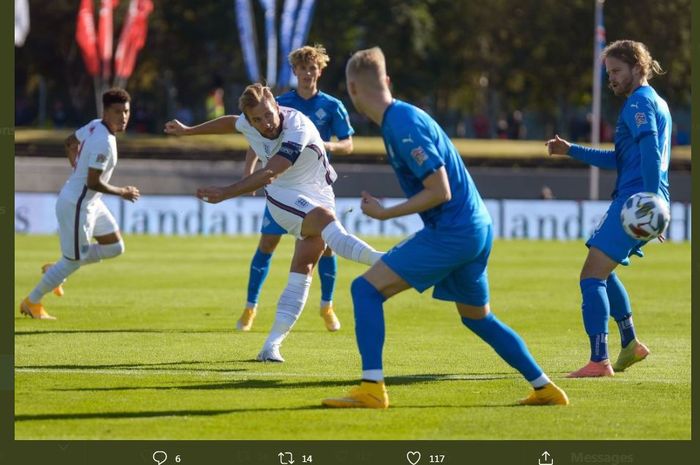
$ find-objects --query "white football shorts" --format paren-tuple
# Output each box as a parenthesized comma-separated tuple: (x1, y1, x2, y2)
(264, 184, 335, 239)
(56, 194, 119, 261)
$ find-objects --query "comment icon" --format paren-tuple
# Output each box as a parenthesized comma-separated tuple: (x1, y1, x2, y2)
(153, 450, 168, 465)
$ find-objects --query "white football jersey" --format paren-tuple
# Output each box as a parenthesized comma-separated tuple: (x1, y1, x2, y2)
(59, 119, 118, 205)
(236, 106, 338, 196)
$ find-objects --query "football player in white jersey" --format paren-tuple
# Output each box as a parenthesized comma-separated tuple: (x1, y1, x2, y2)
(164, 83, 382, 362)
(237, 45, 356, 334)
(19, 89, 140, 320)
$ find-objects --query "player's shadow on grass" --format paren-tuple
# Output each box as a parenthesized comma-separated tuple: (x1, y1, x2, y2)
(14, 328, 240, 335)
(14, 407, 322, 422)
(17, 360, 247, 372)
(16, 396, 515, 422)
(50, 373, 519, 393)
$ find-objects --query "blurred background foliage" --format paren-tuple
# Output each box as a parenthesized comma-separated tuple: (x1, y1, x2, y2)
(15, 0, 691, 141)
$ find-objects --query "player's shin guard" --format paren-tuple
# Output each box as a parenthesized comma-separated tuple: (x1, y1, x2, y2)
(580, 278, 610, 361)
(28, 257, 81, 303)
(318, 254, 337, 304)
(80, 240, 125, 265)
(461, 312, 545, 384)
(351, 277, 386, 381)
(247, 250, 273, 306)
(263, 272, 312, 347)
(321, 221, 382, 266)
(606, 272, 637, 348)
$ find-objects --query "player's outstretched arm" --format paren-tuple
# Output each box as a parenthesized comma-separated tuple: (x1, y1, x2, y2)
(197, 155, 291, 203)
(546, 134, 616, 169)
(361, 167, 451, 220)
(86, 168, 140, 202)
(64, 133, 80, 168)
(163, 115, 239, 136)
(545, 134, 571, 156)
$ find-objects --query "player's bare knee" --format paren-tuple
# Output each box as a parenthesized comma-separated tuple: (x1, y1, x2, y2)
(457, 303, 490, 320)
(301, 207, 336, 237)
(580, 247, 617, 280)
(580, 264, 609, 281)
(308, 207, 336, 227)
(259, 234, 281, 253)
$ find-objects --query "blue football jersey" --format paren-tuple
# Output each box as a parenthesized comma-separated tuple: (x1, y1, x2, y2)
(276, 90, 354, 144)
(614, 85, 672, 202)
(381, 100, 491, 231)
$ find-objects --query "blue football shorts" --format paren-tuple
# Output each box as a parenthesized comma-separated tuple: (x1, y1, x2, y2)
(586, 196, 646, 266)
(381, 223, 493, 306)
(260, 204, 287, 235)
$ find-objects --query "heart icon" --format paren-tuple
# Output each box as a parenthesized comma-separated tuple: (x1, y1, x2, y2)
(406, 451, 422, 465)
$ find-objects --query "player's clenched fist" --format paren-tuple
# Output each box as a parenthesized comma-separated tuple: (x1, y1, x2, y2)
(360, 190, 386, 220)
(121, 186, 140, 202)
(196, 186, 226, 204)
(164, 119, 190, 136)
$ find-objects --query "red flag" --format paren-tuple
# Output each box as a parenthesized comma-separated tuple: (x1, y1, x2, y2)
(97, 0, 119, 80)
(76, 0, 99, 76)
(115, 0, 153, 80)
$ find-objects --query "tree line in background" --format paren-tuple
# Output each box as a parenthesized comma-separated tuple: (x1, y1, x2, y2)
(15, 0, 691, 142)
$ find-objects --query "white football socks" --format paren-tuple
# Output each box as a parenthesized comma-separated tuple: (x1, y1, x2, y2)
(28, 258, 80, 303)
(530, 373, 551, 389)
(80, 240, 125, 264)
(362, 369, 385, 382)
(28, 241, 126, 303)
(263, 272, 313, 348)
(321, 221, 382, 266)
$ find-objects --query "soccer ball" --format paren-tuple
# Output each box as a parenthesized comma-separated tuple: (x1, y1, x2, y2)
(620, 192, 670, 240)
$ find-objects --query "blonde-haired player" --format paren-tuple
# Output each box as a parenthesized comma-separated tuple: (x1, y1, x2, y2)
(238, 44, 355, 334)
(322, 47, 568, 408)
(165, 83, 379, 362)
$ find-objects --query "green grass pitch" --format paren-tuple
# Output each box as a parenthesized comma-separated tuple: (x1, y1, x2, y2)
(14, 234, 690, 440)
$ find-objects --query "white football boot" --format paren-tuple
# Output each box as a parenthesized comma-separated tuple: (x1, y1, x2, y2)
(256, 344, 285, 363)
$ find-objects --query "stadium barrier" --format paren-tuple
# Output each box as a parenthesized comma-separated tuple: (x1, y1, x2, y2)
(14, 193, 691, 242)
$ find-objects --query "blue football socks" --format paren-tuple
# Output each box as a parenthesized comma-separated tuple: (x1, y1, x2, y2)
(351, 277, 386, 371)
(318, 254, 337, 305)
(246, 250, 273, 306)
(607, 272, 637, 348)
(580, 278, 610, 361)
(461, 312, 543, 382)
